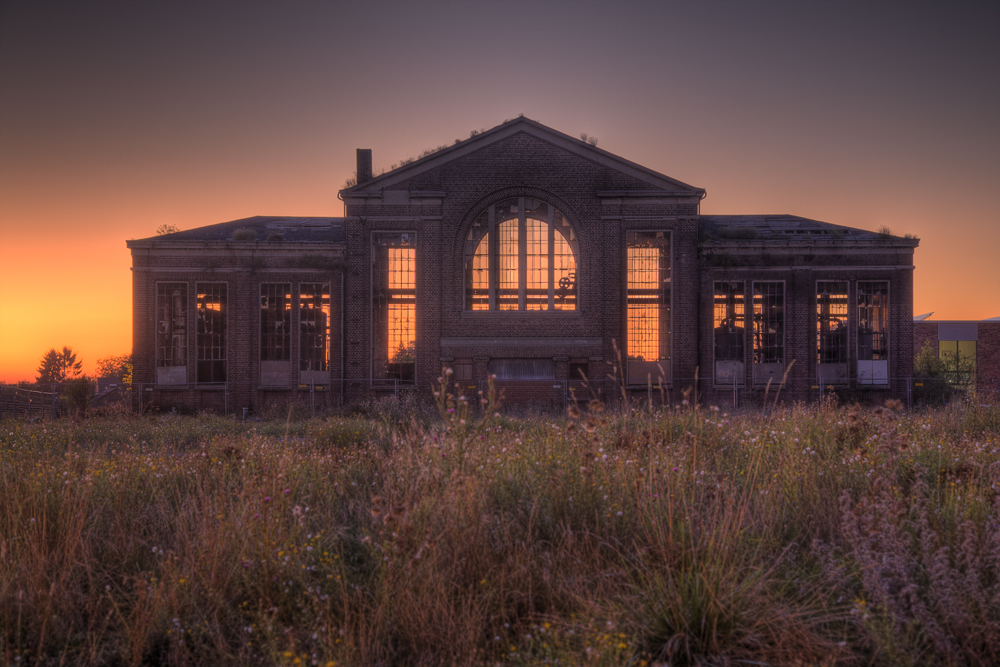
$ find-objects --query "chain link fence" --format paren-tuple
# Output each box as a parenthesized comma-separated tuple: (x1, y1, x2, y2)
(2, 376, 996, 419)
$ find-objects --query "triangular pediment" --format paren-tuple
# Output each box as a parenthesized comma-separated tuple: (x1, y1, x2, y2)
(341, 117, 705, 197)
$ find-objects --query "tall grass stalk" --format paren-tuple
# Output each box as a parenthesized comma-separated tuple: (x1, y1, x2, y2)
(1, 399, 999, 665)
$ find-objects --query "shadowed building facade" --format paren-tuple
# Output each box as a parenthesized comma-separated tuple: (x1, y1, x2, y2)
(127, 118, 918, 413)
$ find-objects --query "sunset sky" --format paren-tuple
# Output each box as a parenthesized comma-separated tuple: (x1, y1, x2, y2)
(1, 0, 997, 383)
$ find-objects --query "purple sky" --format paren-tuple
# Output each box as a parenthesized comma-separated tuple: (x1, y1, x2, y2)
(1, 0, 997, 381)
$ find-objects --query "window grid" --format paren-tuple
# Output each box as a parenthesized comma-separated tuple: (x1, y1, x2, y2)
(627, 247, 662, 361)
(373, 234, 416, 382)
(525, 219, 548, 310)
(469, 232, 489, 311)
(816, 282, 849, 365)
(260, 284, 292, 362)
(299, 283, 330, 372)
(857, 281, 888, 361)
(713, 281, 744, 362)
(464, 198, 577, 311)
(196, 283, 227, 383)
(752, 282, 784, 365)
(553, 220, 577, 310)
(156, 283, 187, 368)
(497, 219, 519, 310)
(626, 231, 671, 384)
(939, 340, 976, 381)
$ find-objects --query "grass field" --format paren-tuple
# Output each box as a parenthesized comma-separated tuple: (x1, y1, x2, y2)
(2, 385, 1000, 666)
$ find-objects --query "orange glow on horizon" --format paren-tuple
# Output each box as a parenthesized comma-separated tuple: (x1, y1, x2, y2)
(1, 2, 997, 384)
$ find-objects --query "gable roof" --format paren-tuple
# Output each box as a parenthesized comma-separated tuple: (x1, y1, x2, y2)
(340, 116, 706, 197)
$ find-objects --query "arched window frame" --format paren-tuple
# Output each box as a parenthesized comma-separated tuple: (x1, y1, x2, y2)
(464, 197, 579, 311)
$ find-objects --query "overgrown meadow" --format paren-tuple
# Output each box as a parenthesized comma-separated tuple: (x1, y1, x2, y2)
(3, 384, 1000, 667)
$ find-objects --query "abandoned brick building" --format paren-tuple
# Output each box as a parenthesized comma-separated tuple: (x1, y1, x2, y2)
(127, 117, 919, 413)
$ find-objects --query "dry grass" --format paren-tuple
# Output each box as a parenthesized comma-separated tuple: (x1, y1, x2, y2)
(2, 389, 999, 666)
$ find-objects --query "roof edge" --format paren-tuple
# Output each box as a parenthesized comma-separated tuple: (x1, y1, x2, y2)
(340, 116, 707, 197)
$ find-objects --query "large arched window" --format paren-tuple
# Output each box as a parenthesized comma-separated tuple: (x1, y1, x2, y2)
(464, 197, 578, 311)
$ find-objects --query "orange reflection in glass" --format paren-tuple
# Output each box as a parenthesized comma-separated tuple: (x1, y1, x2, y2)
(387, 247, 415, 358)
(627, 247, 660, 361)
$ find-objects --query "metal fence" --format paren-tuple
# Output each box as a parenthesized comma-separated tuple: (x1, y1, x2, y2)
(0, 385, 60, 419)
(2, 376, 996, 419)
(0, 382, 126, 419)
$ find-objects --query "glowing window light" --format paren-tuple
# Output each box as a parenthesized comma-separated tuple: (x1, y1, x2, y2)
(464, 198, 577, 311)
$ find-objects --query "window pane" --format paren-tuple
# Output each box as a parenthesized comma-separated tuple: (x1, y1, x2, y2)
(938, 340, 958, 360)
(553, 217, 577, 310)
(752, 282, 784, 365)
(373, 233, 415, 382)
(857, 281, 888, 361)
(299, 283, 330, 372)
(525, 218, 548, 310)
(468, 232, 489, 310)
(816, 282, 848, 364)
(156, 283, 187, 368)
(497, 219, 519, 310)
(627, 231, 670, 382)
(196, 283, 227, 383)
(260, 284, 291, 362)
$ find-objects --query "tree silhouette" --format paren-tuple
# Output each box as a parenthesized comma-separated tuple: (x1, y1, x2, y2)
(96, 353, 132, 381)
(36, 347, 83, 384)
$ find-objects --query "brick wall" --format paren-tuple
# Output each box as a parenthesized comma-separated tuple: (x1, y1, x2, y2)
(344, 130, 701, 406)
(697, 249, 915, 407)
(978, 323, 1000, 402)
(130, 244, 344, 414)
(130, 125, 918, 412)
(913, 322, 938, 361)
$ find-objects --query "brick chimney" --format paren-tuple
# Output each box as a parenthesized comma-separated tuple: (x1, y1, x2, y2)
(356, 148, 372, 185)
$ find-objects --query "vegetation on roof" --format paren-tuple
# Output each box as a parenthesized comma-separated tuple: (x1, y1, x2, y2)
(230, 227, 258, 242)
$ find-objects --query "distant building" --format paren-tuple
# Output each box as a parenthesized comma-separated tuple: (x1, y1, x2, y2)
(913, 315, 1000, 401)
(127, 118, 919, 413)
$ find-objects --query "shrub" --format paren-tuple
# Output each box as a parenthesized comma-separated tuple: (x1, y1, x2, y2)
(312, 418, 377, 449)
(230, 227, 257, 241)
(63, 377, 94, 416)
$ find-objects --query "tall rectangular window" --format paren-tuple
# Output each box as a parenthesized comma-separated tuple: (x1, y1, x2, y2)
(373, 233, 415, 383)
(196, 283, 227, 383)
(816, 281, 849, 383)
(857, 281, 889, 384)
(752, 282, 784, 384)
(626, 231, 670, 383)
(260, 284, 291, 386)
(525, 218, 548, 311)
(156, 283, 187, 384)
(300, 283, 330, 381)
(714, 281, 744, 384)
(260, 284, 291, 361)
(497, 216, 519, 310)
